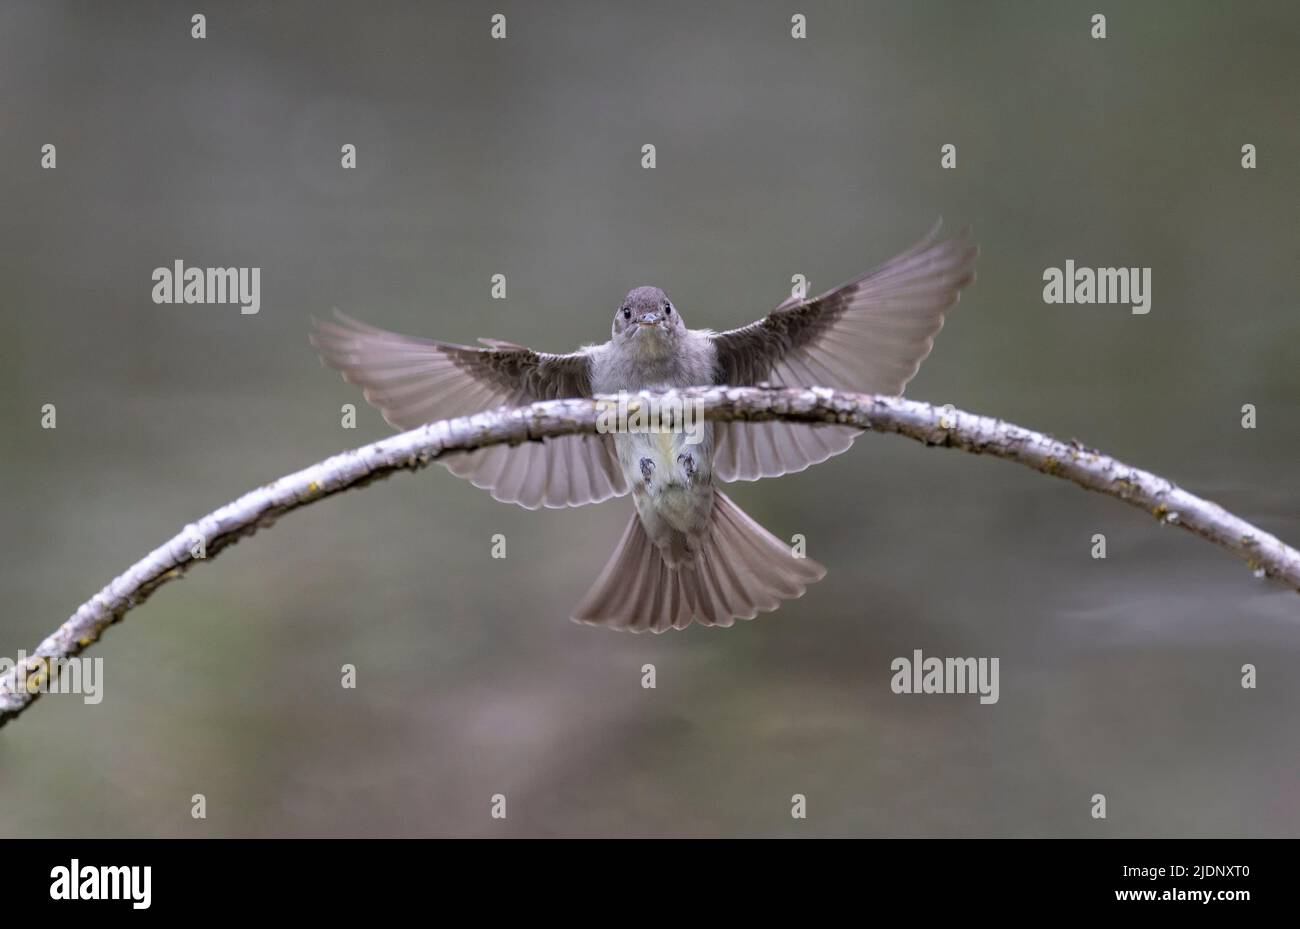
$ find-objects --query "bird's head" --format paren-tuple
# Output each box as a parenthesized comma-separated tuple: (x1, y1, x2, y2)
(612, 285, 684, 349)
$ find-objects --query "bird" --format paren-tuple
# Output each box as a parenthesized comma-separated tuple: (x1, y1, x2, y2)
(310, 222, 978, 633)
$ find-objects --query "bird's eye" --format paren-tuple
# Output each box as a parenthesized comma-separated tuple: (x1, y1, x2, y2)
(622, 307, 631, 319)
(664, 303, 672, 315)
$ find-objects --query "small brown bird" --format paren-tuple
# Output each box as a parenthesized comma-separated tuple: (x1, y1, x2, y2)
(311, 222, 977, 632)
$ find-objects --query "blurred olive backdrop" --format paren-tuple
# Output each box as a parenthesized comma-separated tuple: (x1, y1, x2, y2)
(1, 0, 1297, 837)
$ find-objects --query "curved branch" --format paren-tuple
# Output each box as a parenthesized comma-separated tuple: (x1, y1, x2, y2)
(3, 386, 1296, 727)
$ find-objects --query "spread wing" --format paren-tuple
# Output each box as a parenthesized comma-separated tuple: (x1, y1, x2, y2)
(310, 311, 628, 509)
(709, 222, 978, 481)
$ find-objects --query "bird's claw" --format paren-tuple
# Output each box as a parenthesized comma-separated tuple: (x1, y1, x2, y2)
(677, 452, 696, 483)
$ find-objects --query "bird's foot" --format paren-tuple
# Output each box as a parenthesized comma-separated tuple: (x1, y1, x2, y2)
(677, 452, 696, 484)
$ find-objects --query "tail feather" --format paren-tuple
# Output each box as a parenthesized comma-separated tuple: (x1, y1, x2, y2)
(572, 490, 825, 633)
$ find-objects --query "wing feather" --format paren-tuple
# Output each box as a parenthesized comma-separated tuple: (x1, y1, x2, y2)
(311, 311, 628, 509)
(710, 222, 977, 481)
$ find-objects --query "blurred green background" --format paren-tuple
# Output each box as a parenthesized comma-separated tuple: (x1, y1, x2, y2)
(1, 0, 1297, 837)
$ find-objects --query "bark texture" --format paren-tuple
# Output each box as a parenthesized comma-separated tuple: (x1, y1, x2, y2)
(3, 386, 1296, 727)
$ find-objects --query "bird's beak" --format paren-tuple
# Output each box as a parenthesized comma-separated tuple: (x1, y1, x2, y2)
(636, 313, 662, 328)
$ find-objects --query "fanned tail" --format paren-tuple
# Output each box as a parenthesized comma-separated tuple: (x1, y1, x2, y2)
(572, 490, 825, 633)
